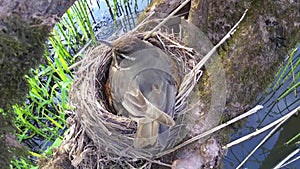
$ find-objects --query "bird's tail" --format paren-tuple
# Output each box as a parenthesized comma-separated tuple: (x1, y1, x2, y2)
(134, 121, 160, 148)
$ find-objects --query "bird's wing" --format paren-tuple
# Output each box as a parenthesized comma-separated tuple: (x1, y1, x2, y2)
(122, 68, 176, 126)
(136, 69, 177, 118)
(122, 88, 175, 126)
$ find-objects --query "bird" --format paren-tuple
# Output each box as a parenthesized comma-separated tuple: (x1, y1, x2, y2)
(104, 35, 182, 148)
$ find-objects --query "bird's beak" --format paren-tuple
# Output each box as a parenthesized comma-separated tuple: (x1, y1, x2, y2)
(99, 39, 121, 68)
(99, 39, 113, 48)
(100, 39, 135, 69)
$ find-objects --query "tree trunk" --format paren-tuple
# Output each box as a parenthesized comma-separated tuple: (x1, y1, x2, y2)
(144, 0, 299, 110)
(0, 0, 76, 167)
(42, 0, 299, 168)
(139, 0, 299, 168)
(1, 0, 298, 168)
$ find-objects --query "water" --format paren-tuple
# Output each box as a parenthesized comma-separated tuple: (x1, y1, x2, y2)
(224, 45, 300, 169)
(26, 0, 299, 167)
(87, 0, 150, 40)
(83, 1, 300, 168)
(21, 0, 151, 157)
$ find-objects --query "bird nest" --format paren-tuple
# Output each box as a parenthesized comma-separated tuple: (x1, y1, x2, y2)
(58, 17, 225, 169)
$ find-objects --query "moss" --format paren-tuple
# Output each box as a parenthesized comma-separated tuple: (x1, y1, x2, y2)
(197, 70, 211, 113)
(0, 15, 48, 110)
(0, 15, 48, 168)
(206, 0, 299, 107)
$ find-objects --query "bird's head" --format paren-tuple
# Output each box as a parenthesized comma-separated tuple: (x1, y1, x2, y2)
(100, 36, 153, 69)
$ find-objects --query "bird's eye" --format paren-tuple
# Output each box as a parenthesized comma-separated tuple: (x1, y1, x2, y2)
(118, 53, 127, 59)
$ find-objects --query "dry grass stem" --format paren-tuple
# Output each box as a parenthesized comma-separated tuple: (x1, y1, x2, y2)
(224, 105, 300, 149)
(236, 106, 300, 169)
(157, 105, 263, 157)
(64, 7, 251, 168)
(144, 0, 191, 39)
(273, 148, 300, 169)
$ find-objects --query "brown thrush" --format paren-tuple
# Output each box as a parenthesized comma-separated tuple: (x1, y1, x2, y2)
(106, 35, 181, 148)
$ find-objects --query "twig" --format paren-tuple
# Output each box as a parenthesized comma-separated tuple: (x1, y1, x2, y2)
(157, 105, 263, 157)
(273, 148, 300, 169)
(68, 19, 120, 70)
(180, 8, 248, 86)
(150, 160, 172, 168)
(223, 105, 300, 149)
(175, 8, 249, 110)
(144, 0, 191, 39)
(158, 33, 194, 52)
(132, 11, 155, 32)
(156, 34, 166, 50)
(278, 154, 300, 168)
(68, 59, 84, 70)
(236, 106, 300, 169)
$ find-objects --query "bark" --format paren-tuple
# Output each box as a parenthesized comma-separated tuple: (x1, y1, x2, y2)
(0, 0, 75, 22)
(142, 0, 299, 118)
(42, 0, 299, 168)
(188, 0, 208, 32)
(0, 0, 76, 108)
(0, 0, 76, 168)
(140, 0, 299, 168)
(1, 0, 297, 168)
